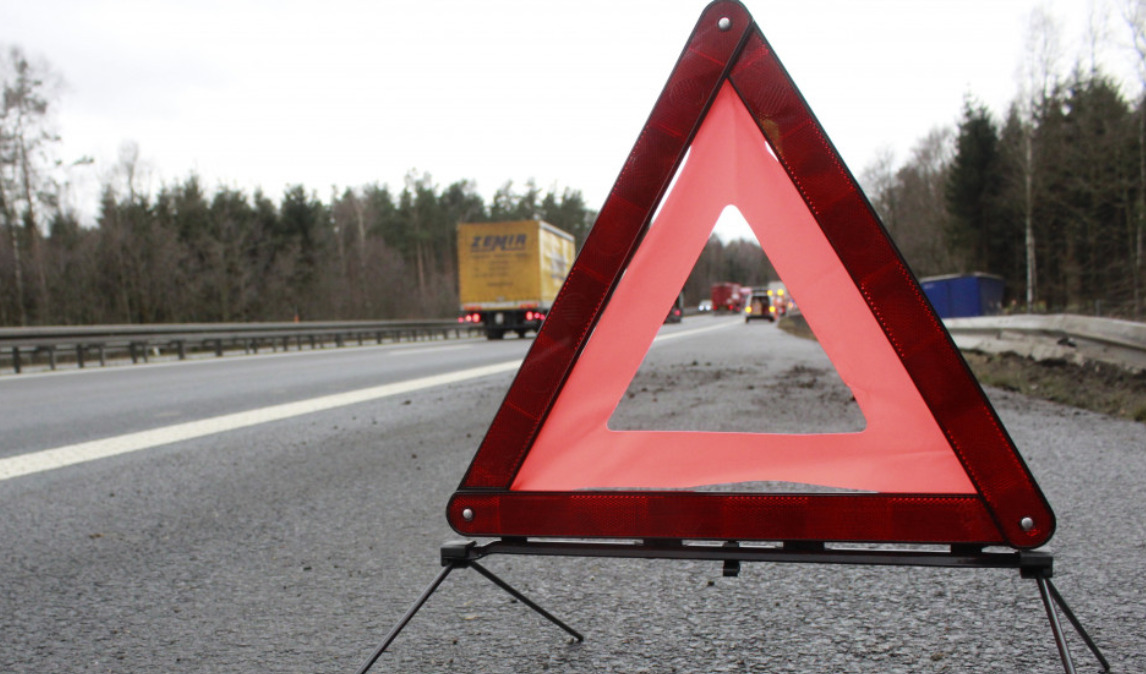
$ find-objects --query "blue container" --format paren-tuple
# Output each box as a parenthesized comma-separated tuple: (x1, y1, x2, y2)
(919, 273, 1004, 319)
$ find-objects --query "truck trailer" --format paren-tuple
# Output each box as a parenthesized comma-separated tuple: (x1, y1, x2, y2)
(711, 282, 750, 313)
(919, 273, 1004, 319)
(456, 220, 575, 340)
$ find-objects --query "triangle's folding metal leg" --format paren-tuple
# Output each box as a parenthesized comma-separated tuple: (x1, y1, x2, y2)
(354, 541, 581, 674)
(353, 561, 457, 674)
(1034, 575, 1110, 674)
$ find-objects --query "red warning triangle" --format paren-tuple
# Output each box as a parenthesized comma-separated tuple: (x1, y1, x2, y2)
(448, 0, 1054, 549)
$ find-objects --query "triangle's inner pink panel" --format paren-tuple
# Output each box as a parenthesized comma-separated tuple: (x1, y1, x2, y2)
(512, 83, 973, 494)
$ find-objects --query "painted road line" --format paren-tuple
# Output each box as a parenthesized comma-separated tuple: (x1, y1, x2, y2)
(0, 359, 522, 482)
(652, 316, 742, 344)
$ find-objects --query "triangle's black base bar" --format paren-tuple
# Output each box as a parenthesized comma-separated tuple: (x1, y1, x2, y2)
(353, 539, 1109, 674)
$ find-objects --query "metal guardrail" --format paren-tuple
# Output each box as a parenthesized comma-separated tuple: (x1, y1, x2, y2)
(6, 313, 1142, 376)
(0, 320, 484, 374)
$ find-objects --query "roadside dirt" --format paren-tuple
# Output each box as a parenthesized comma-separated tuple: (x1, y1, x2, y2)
(963, 351, 1146, 423)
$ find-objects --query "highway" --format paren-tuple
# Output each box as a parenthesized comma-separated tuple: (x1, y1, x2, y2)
(1, 316, 1142, 673)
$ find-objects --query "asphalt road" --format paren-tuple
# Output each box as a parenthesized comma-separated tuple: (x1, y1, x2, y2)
(1, 317, 1143, 673)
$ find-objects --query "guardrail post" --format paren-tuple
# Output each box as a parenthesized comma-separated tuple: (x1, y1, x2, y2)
(214, 339, 224, 357)
(76, 344, 86, 369)
(47, 346, 57, 370)
(12, 346, 21, 374)
(176, 340, 186, 360)
(97, 344, 106, 367)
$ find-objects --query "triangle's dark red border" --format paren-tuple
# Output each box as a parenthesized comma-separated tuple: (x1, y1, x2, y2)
(447, 0, 1054, 549)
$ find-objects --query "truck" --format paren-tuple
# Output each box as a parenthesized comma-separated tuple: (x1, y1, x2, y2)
(456, 220, 576, 340)
(764, 281, 791, 318)
(919, 273, 1004, 319)
(711, 282, 749, 314)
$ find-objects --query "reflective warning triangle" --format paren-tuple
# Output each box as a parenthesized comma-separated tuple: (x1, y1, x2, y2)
(448, 0, 1054, 549)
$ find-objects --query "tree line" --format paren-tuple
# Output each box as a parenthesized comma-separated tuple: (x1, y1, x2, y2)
(863, 5, 1146, 318)
(866, 72, 1146, 318)
(2, 163, 771, 325)
(2, 169, 599, 325)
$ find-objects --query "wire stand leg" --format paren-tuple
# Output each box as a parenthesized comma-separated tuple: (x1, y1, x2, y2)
(1036, 576, 1079, 674)
(469, 560, 584, 642)
(1045, 579, 1111, 672)
(354, 562, 457, 674)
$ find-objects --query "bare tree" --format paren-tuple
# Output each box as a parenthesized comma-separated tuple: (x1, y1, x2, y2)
(0, 46, 61, 324)
(1015, 6, 1064, 311)
(113, 140, 153, 204)
(863, 131, 956, 277)
(1084, 0, 1113, 76)
(1125, 0, 1146, 313)
(860, 147, 899, 234)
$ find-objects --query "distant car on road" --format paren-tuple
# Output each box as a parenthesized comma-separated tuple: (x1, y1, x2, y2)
(665, 293, 685, 323)
(697, 299, 712, 313)
(744, 292, 775, 322)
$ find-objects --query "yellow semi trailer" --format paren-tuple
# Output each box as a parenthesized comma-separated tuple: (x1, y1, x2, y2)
(456, 220, 575, 340)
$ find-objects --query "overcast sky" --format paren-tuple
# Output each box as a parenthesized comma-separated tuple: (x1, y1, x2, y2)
(1, 0, 1134, 230)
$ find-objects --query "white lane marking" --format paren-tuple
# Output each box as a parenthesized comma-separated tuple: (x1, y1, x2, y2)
(387, 344, 473, 357)
(652, 317, 741, 344)
(0, 359, 522, 481)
